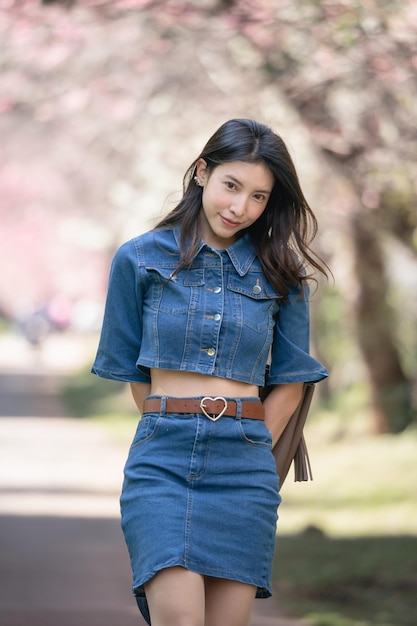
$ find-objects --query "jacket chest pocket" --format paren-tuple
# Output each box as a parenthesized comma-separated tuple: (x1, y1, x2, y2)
(227, 275, 279, 332)
(146, 266, 205, 314)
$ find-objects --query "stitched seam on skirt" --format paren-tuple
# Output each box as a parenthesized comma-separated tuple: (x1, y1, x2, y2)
(184, 486, 192, 563)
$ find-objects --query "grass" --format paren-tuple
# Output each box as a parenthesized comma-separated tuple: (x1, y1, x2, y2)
(60, 371, 417, 626)
(273, 392, 417, 626)
(273, 533, 417, 626)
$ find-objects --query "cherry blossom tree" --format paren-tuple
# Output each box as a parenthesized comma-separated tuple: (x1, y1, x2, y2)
(1, 0, 416, 431)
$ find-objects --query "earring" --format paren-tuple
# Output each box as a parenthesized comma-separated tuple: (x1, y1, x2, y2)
(194, 176, 203, 187)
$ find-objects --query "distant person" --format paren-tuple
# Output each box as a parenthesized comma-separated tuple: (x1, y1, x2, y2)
(92, 119, 328, 626)
(20, 307, 50, 347)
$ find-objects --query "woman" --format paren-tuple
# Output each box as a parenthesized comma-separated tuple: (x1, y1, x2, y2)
(92, 118, 328, 626)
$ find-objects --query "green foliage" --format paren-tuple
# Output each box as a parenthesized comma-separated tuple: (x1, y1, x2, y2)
(60, 364, 133, 418)
(315, 286, 358, 372)
(316, 281, 417, 414)
(386, 270, 417, 381)
(0, 318, 11, 335)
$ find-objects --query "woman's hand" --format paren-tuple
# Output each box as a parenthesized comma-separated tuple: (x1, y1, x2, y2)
(262, 382, 304, 446)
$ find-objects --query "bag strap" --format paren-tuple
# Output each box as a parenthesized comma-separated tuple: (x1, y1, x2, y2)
(260, 366, 315, 488)
(294, 434, 313, 482)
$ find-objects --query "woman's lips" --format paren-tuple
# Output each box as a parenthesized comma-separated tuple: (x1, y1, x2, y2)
(220, 215, 241, 228)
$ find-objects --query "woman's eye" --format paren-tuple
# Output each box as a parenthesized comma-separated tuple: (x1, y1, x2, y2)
(225, 181, 236, 189)
(254, 194, 266, 202)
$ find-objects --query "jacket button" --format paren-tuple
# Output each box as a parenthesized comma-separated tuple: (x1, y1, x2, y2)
(213, 314, 221, 322)
(253, 284, 262, 295)
(213, 286, 222, 293)
(207, 348, 216, 356)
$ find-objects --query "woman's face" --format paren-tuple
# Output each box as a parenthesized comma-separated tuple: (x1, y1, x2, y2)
(195, 159, 274, 249)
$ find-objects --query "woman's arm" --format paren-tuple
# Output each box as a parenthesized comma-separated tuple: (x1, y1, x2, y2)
(130, 382, 151, 415)
(92, 240, 151, 385)
(262, 382, 304, 446)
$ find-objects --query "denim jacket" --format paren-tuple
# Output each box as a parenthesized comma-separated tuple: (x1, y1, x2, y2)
(92, 227, 328, 386)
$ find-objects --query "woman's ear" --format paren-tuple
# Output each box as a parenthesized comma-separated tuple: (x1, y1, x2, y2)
(195, 158, 208, 185)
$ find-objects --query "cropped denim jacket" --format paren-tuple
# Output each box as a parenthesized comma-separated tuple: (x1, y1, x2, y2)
(92, 227, 328, 386)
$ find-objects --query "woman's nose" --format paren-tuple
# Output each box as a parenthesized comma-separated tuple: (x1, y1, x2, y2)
(230, 195, 247, 215)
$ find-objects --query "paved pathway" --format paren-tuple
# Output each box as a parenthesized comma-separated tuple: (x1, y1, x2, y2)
(0, 334, 307, 626)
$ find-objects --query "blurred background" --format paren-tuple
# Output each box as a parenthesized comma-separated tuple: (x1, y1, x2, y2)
(0, 1, 416, 625)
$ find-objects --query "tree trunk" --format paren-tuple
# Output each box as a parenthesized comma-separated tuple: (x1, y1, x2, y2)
(351, 212, 412, 433)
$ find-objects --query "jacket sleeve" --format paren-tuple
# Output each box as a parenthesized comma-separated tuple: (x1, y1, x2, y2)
(91, 239, 151, 383)
(267, 283, 328, 385)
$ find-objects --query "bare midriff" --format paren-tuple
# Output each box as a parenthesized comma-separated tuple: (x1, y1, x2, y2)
(150, 368, 259, 399)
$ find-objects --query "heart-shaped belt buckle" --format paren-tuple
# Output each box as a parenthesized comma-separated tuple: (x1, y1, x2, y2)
(200, 396, 228, 421)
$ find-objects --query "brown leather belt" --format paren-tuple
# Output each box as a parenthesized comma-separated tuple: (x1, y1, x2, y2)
(142, 397, 264, 421)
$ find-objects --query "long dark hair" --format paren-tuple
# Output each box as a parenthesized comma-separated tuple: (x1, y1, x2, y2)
(155, 118, 327, 298)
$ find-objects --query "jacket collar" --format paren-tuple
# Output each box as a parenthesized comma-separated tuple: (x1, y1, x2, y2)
(173, 226, 257, 276)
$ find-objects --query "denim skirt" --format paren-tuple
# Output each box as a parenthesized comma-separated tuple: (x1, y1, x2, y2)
(120, 396, 281, 604)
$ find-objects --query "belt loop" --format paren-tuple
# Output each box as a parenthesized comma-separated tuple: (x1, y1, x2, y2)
(160, 396, 167, 417)
(235, 398, 242, 420)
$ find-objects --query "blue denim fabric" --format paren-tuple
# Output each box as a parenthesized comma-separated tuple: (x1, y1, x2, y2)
(92, 227, 328, 386)
(120, 398, 280, 600)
